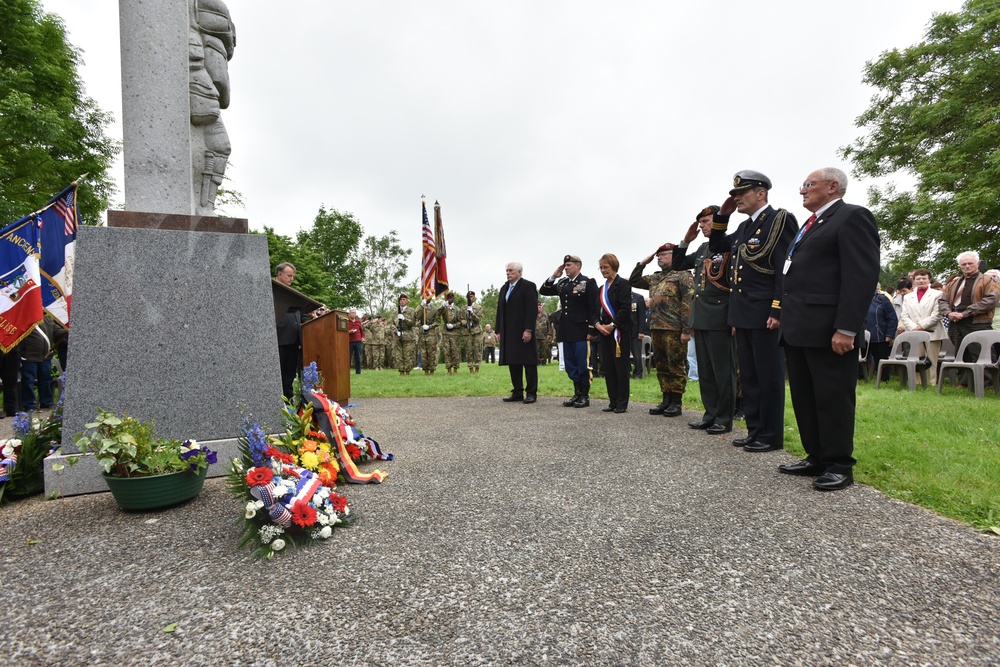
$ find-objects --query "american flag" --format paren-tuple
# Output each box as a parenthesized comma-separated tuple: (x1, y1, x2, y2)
(51, 188, 77, 235)
(420, 198, 437, 301)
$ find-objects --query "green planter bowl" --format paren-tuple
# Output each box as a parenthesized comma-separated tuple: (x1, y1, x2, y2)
(102, 466, 209, 511)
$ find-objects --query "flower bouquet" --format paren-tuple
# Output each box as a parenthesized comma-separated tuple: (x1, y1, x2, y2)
(0, 410, 62, 504)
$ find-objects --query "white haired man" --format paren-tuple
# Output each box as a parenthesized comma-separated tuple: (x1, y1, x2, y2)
(938, 251, 1000, 360)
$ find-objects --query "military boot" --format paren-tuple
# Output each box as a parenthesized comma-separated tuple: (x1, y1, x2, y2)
(662, 392, 683, 417)
(563, 381, 581, 407)
(649, 392, 671, 415)
(573, 381, 590, 408)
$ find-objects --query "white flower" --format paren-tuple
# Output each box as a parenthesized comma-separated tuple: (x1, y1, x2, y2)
(318, 525, 332, 539)
(254, 500, 265, 510)
(245, 508, 256, 519)
(316, 513, 329, 526)
(1, 442, 14, 457)
(271, 538, 286, 551)
(271, 485, 288, 498)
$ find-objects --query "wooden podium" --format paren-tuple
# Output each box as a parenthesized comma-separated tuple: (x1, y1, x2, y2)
(303, 310, 350, 403)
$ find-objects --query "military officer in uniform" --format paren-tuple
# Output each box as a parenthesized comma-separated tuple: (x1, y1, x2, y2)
(540, 254, 599, 407)
(394, 294, 416, 375)
(371, 317, 387, 371)
(535, 301, 552, 365)
(709, 170, 799, 452)
(464, 290, 484, 373)
(415, 297, 441, 374)
(674, 205, 737, 435)
(629, 244, 694, 417)
(440, 292, 463, 374)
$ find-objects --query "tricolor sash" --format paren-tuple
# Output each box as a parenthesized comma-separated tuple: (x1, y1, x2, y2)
(600, 281, 621, 357)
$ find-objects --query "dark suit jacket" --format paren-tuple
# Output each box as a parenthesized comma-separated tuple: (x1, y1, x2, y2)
(709, 205, 798, 329)
(540, 273, 599, 343)
(276, 310, 303, 346)
(630, 291, 649, 336)
(597, 275, 633, 340)
(779, 200, 880, 348)
(673, 240, 731, 331)
(497, 278, 539, 365)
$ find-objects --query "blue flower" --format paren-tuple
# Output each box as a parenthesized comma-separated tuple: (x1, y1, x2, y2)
(12, 412, 31, 438)
(302, 362, 320, 394)
(241, 417, 267, 467)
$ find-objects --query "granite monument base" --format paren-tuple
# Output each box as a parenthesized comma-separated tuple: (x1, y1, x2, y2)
(48, 226, 283, 497)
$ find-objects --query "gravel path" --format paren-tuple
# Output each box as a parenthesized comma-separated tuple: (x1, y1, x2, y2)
(3, 396, 998, 666)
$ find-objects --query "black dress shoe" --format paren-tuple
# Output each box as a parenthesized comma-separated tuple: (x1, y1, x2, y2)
(522, 395, 537, 404)
(688, 420, 712, 430)
(706, 424, 732, 435)
(779, 459, 826, 476)
(743, 441, 781, 452)
(502, 394, 524, 403)
(813, 471, 854, 491)
(613, 407, 627, 413)
(601, 405, 615, 412)
(732, 436, 754, 447)
(733, 411, 745, 421)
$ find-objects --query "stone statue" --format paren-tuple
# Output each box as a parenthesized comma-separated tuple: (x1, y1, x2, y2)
(189, 0, 235, 216)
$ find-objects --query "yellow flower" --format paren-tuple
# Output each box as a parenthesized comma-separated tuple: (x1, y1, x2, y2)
(300, 451, 320, 471)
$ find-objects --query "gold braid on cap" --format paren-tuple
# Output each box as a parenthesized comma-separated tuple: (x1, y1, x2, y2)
(739, 209, 790, 275)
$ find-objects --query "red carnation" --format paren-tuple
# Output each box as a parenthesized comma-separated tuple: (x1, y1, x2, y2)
(245, 467, 273, 487)
(264, 446, 294, 464)
(330, 493, 348, 513)
(290, 499, 317, 528)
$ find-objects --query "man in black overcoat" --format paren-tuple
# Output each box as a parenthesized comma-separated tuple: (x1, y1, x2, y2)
(778, 167, 879, 491)
(709, 170, 798, 453)
(497, 262, 540, 403)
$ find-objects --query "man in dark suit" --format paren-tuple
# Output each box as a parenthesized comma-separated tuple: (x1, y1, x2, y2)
(778, 167, 879, 491)
(497, 262, 540, 403)
(275, 262, 307, 399)
(674, 204, 737, 435)
(709, 170, 798, 452)
(540, 254, 599, 407)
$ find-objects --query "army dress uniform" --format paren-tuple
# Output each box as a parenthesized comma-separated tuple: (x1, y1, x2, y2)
(540, 263, 599, 406)
(708, 171, 798, 449)
(674, 227, 736, 432)
(440, 301, 464, 374)
(628, 259, 694, 399)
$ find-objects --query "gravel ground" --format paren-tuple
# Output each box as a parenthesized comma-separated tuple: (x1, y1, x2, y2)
(2, 396, 998, 666)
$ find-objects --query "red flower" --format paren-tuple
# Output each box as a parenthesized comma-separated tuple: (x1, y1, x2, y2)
(264, 446, 294, 464)
(282, 466, 301, 479)
(346, 444, 362, 461)
(245, 467, 273, 487)
(290, 499, 317, 528)
(330, 493, 348, 513)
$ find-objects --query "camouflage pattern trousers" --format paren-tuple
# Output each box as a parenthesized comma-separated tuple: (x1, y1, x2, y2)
(395, 338, 415, 373)
(418, 333, 440, 372)
(371, 344, 385, 371)
(442, 334, 462, 370)
(465, 332, 483, 370)
(651, 329, 687, 393)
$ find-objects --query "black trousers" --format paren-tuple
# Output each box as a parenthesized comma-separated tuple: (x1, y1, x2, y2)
(0, 350, 21, 416)
(695, 328, 736, 427)
(507, 364, 538, 397)
(734, 327, 785, 446)
(278, 344, 301, 399)
(785, 343, 858, 474)
(599, 333, 631, 409)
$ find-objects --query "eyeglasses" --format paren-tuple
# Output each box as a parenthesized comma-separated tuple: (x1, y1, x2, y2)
(801, 179, 832, 189)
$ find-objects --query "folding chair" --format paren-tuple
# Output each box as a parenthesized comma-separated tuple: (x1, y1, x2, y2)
(858, 330, 871, 381)
(937, 330, 1000, 398)
(876, 331, 932, 390)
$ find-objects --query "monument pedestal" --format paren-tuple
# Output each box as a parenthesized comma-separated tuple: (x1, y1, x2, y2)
(45, 224, 283, 496)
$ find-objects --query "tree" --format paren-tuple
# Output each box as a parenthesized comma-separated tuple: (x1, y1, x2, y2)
(295, 206, 366, 309)
(0, 0, 119, 225)
(259, 226, 335, 306)
(841, 0, 1000, 274)
(479, 285, 499, 331)
(358, 230, 412, 316)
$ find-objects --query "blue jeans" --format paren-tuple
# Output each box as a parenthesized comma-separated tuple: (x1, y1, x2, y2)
(21, 359, 53, 410)
(350, 341, 363, 374)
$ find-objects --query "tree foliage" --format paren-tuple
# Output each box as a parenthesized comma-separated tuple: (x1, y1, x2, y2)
(0, 0, 119, 225)
(841, 0, 1000, 274)
(358, 230, 412, 316)
(293, 206, 366, 309)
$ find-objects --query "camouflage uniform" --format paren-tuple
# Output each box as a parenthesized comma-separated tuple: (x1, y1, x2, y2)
(464, 302, 484, 372)
(362, 319, 374, 369)
(415, 301, 442, 374)
(440, 301, 464, 373)
(371, 319, 387, 370)
(629, 264, 693, 393)
(394, 304, 417, 374)
(535, 311, 552, 364)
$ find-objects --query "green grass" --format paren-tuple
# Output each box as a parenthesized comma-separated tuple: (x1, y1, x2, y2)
(352, 362, 1000, 533)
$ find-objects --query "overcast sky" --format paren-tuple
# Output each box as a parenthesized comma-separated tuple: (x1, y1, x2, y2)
(41, 0, 963, 303)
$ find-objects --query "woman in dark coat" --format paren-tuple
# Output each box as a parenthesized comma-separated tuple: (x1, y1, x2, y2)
(865, 289, 898, 380)
(596, 253, 633, 413)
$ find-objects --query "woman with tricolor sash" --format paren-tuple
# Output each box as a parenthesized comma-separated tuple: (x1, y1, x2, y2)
(596, 253, 633, 413)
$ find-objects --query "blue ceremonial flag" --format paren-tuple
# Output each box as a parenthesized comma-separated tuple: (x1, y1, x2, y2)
(35, 184, 78, 326)
(0, 217, 44, 353)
